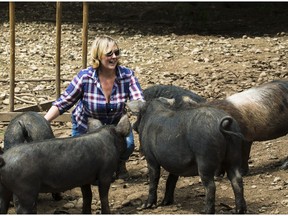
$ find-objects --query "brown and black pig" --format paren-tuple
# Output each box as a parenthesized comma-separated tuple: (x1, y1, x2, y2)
(208, 79, 288, 173)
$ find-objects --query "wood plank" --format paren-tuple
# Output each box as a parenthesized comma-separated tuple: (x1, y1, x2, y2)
(14, 100, 54, 112)
(0, 112, 71, 123)
(0, 78, 71, 82)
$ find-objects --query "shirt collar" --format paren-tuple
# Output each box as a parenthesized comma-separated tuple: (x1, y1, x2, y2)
(91, 66, 121, 84)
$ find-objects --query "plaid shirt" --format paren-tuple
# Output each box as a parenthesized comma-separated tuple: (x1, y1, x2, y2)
(53, 65, 144, 133)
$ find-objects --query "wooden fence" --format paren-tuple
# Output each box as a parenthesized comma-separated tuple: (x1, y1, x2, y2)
(0, 2, 89, 123)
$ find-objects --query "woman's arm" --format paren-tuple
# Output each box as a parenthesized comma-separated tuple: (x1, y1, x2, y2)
(44, 105, 60, 122)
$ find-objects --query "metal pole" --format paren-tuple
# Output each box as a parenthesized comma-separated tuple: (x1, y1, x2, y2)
(55, 2, 62, 99)
(82, 2, 89, 69)
(9, 2, 15, 112)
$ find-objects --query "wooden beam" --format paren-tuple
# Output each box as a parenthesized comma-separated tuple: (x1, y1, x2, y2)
(56, 2, 62, 99)
(0, 101, 72, 123)
(9, 2, 15, 112)
(0, 78, 72, 82)
(82, 2, 89, 69)
(14, 100, 55, 112)
(0, 112, 71, 123)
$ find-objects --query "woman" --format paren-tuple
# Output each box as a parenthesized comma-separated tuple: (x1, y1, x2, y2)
(45, 35, 144, 179)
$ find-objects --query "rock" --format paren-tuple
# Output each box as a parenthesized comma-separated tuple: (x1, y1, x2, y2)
(3, 98, 9, 105)
(63, 202, 75, 209)
(281, 199, 288, 206)
(0, 93, 6, 100)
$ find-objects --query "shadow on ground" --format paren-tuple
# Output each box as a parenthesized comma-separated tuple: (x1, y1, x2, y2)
(0, 2, 287, 37)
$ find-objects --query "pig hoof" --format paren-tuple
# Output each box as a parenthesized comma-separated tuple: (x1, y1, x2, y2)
(142, 202, 154, 209)
(236, 209, 247, 214)
(52, 193, 62, 201)
(161, 199, 173, 206)
(280, 160, 288, 170)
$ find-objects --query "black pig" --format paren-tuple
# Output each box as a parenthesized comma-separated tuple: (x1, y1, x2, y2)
(3, 111, 62, 201)
(0, 114, 130, 214)
(127, 98, 246, 214)
(3, 111, 55, 151)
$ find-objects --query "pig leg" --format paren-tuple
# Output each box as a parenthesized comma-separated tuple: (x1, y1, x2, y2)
(14, 194, 38, 214)
(144, 163, 161, 208)
(98, 178, 112, 214)
(226, 168, 247, 213)
(0, 185, 12, 213)
(241, 141, 252, 176)
(199, 174, 216, 214)
(81, 184, 92, 214)
(161, 173, 179, 206)
(197, 156, 219, 213)
(14, 194, 38, 213)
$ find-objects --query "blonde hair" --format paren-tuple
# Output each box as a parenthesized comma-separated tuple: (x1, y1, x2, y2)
(90, 35, 121, 69)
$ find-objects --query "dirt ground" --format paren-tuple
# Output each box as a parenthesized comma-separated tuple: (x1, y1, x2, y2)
(0, 2, 288, 214)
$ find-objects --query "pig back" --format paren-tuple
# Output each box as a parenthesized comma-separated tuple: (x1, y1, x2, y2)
(4, 111, 55, 151)
(143, 84, 206, 104)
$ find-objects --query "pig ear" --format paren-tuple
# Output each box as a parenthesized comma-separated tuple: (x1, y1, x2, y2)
(158, 97, 175, 105)
(116, 115, 131, 136)
(126, 100, 146, 114)
(87, 117, 103, 132)
(182, 96, 198, 105)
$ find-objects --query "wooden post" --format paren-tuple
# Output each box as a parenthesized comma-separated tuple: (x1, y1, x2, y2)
(82, 2, 89, 69)
(55, 2, 62, 98)
(9, 2, 15, 112)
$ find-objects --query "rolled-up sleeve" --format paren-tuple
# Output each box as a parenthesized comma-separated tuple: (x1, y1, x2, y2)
(129, 75, 144, 101)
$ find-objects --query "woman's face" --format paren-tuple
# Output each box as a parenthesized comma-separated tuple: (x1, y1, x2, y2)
(99, 43, 120, 71)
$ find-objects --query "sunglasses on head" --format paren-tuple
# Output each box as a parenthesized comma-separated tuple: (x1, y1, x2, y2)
(105, 49, 120, 57)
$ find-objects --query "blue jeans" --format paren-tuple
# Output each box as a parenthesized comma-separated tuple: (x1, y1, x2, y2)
(71, 121, 135, 161)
